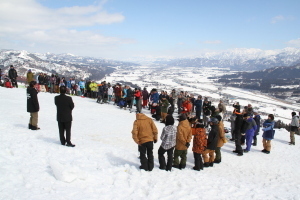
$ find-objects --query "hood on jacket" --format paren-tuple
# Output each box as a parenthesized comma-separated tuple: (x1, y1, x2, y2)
(136, 113, 149, 120)
(179, 119, 190, 128)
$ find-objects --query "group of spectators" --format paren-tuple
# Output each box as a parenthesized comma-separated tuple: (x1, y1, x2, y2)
(2, 67, 299, 172)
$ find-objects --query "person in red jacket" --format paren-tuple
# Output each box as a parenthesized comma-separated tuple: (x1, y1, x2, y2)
(114, 83, 122, 104)
(4, 79, 13, 88)
(181, 97, 193, 117)
(134, 88, 142, 113)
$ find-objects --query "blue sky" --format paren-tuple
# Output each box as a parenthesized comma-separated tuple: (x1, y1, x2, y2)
(0, 0, 299, 60)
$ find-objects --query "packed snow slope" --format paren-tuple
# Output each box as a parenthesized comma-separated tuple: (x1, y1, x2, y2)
(0, 87, 299, 200)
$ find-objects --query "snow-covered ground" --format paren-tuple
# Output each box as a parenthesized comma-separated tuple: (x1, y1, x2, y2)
(0, 87, 300, 200)
(103, 65, 300, 124)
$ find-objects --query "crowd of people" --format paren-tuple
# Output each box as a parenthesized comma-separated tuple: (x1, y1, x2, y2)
(2, 67, 300, 172)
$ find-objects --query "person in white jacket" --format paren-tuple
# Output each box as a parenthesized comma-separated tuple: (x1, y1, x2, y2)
(107, 85, 114, 103)
(289, 112, 299, 145)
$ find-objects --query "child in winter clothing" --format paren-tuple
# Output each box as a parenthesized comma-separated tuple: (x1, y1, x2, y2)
(262, 114, 275, 154)
(191, 119, 207, 171)
(4, 79, 13, 88)
(158, 115, 177, 171)
(173, 114, 192, 169)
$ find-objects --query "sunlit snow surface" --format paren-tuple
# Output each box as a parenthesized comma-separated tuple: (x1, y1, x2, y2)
(105, 65, 299, 124)
(0, 86, 299, 200)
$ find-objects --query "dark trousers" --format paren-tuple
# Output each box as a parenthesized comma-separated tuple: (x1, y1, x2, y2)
(253, 134, 257, 144)
(193, 152, 204, 170)
(196, 110, 202, 119)
(241, 134, 245, 144)
(234, 130, 243, 154)
(11, 78, 18, 88)
(158, 146, 174, 171)
(58, 121, 72, 145)
(215, 147, 221, 160)
(115, 95, 121, 104)
(139, 141, 154, 171)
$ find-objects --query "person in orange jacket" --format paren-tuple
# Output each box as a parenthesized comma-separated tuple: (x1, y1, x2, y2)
(191, 119, 207, 171)
(132, 113, 158, 171)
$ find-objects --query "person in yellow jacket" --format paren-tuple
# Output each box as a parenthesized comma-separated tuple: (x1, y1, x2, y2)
(26, 69, 34, 86)
(214, 115, 227, 163)
(173, 114, 192, 169)
(132, 113, 158, 171)
(89, 81, 98, 98)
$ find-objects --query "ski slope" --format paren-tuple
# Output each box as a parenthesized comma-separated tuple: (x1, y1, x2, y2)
(0, 87, 299, 200)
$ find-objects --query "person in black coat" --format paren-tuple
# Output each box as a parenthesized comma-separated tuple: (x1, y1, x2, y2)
(202, 117, 219, 167)
(252, 112, 261, 146)
(232, 109, 244, 156)
(55, 86, 75, 147)
(27, 81, 40, 130)
(8, 65, 18, 88)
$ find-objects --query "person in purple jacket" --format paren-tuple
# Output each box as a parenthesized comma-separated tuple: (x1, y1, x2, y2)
(142, 87, 149, 109)
(243, 113, 257, 153)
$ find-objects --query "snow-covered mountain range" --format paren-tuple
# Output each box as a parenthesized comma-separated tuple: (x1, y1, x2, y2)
(0, 49, 138, 81)
(1, 48, 300, 80)
(155, 47, 300, 71)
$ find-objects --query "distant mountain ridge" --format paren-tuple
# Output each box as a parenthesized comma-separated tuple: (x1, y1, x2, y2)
(220, 64, 300, 79)
(216, 64, 300, 100)
(156, 47, 300, 71)
(0, 49, 138, 80)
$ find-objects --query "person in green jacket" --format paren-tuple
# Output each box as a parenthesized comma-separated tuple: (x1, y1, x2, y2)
(160, 95, 170, 123)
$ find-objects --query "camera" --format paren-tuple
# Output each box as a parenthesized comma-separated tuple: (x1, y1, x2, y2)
(233, 102, 240, 110)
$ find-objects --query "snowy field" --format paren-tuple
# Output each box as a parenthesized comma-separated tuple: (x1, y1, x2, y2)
(104, 65, 299, 124)
(0, 87, 300, 200)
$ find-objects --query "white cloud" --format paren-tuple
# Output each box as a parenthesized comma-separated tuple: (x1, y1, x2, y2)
(271, 15, 285, 24)
(0, 0, 130, 58)
(201, 40, 222, 44)
(271, 15, 295, 24)
(286, 38, 300, 47)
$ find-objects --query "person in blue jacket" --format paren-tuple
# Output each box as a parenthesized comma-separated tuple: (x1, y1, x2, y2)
(261, 114, 275, 154)
(243, 113, 257, 153)
(194, 95, 203, 120)
(150, 89, 159, 104)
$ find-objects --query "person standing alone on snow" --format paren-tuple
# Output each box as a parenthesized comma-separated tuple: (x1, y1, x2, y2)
(132, 113, 158, 171)
(55, 86, 75, 147)
(289, 112, 299, 145)
(27, 81, 40, 130)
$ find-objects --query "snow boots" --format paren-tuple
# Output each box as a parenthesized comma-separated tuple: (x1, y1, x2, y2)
(203, 162, 210, 167)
